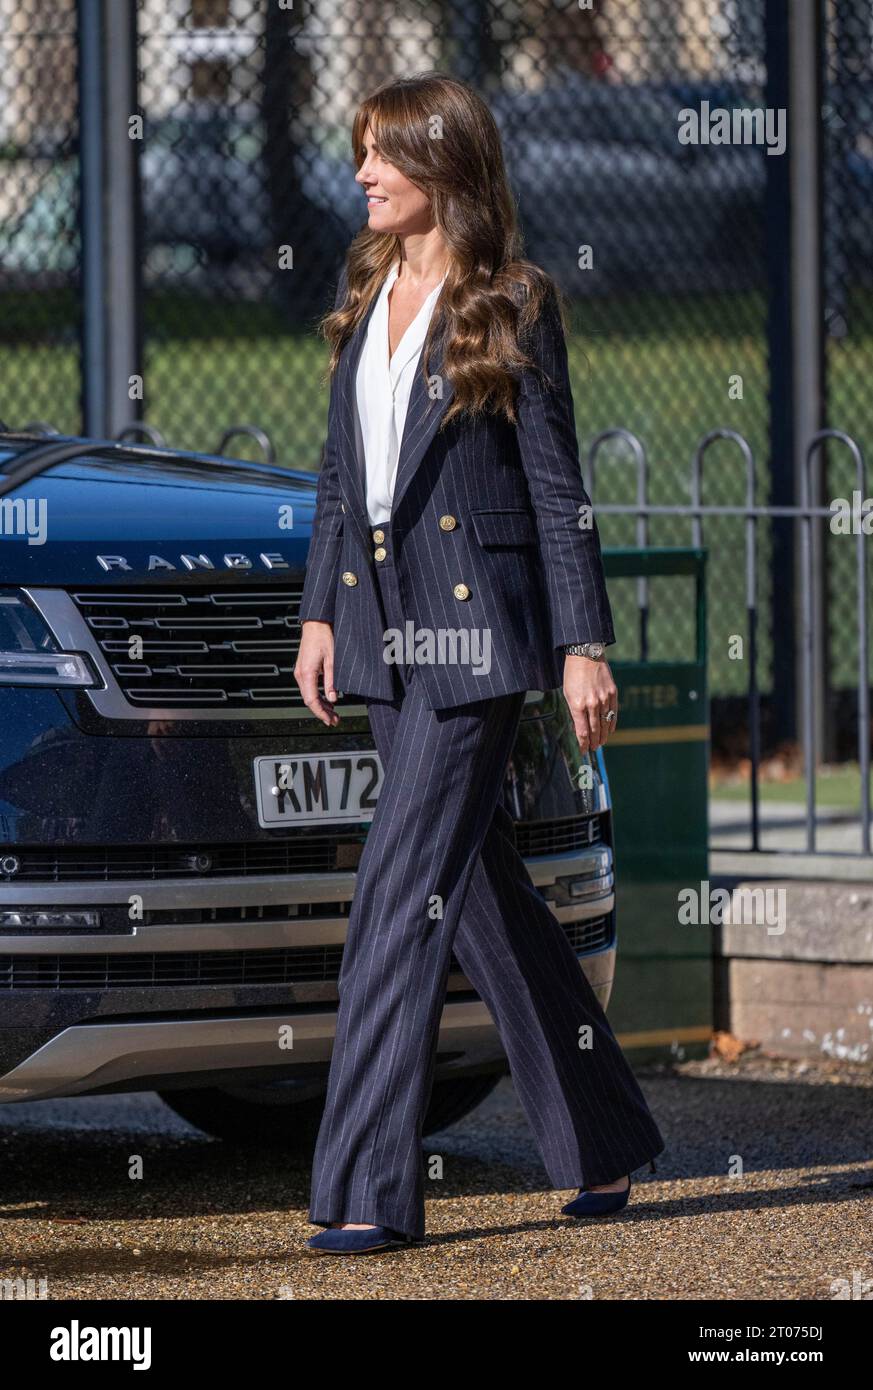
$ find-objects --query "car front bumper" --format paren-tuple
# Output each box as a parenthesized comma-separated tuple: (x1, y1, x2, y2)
(0, 844, 615, 1102)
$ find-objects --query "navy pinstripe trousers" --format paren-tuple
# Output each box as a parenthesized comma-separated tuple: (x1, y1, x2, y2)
(309, 521, 665, 1239)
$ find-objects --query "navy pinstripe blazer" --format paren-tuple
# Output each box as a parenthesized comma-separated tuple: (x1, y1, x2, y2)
(298, 265, 616, 711)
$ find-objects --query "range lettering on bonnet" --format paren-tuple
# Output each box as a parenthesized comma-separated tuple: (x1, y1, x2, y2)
(95, 551, 290, 572)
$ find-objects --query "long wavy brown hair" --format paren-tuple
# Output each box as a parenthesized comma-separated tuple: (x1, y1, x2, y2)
(319, 71, 563, 427)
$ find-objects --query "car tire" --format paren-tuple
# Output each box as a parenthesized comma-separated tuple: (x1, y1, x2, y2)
(157, 1082, 325, 1152)
(157, 1074, 502, 1149)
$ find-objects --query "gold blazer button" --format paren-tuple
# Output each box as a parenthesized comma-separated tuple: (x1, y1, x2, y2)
(453, 582, 471, 600)
(374, 547, 387, 562)
(342, 571, 358, 586)
(372, 528, 384, 543)
(439, 514, 457, 531)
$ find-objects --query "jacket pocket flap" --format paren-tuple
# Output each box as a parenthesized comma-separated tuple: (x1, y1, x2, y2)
(469, 508, 537, 546)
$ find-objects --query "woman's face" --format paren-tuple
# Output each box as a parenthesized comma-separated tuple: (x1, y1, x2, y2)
(355, 122, 433, 236)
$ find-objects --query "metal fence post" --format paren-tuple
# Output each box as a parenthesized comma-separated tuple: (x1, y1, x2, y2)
(764, 0, 797, 749)
(77, 0, 140, 439)
(788, 0, 828, 765)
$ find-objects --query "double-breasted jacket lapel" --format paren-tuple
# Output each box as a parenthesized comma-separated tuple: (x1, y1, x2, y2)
(333, 281, 456, 544)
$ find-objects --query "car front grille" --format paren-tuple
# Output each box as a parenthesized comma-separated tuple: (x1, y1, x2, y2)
(0, 814, 605, 883)
(514, 814, 603, 855)
(0, 835, 368, 881)
(70, 586, 307, 710)
(0, 916, 613, 989)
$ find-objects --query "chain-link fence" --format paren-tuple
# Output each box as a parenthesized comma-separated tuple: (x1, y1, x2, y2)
(0, 0, 81, 433)
(129, 0, 776, 705)
(822, 0, 873, 723)
(0, 0, 870, 734)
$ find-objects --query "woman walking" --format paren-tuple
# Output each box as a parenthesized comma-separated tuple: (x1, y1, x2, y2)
(294, 72, 665, 1254)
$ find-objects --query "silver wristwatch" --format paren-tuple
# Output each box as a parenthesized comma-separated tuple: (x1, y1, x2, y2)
(562, 641, 605, 659)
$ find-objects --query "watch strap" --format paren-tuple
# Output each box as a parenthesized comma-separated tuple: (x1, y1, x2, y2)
(562, 642, 605, 658)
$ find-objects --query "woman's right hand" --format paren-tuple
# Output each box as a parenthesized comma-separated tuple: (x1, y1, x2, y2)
(294, 620, 340, 726)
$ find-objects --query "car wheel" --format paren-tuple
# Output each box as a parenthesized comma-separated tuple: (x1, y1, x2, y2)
(157, 1080, 326, 1152)
(158, 1074, 502, 1147)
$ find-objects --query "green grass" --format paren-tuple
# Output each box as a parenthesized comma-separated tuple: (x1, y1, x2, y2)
(711, 764, 868, 809)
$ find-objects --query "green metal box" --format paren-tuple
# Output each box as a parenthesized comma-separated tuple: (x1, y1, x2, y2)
(601, 548, 712, 1062)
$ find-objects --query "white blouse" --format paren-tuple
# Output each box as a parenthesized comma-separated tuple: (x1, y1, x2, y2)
(355, 259, 447, 526)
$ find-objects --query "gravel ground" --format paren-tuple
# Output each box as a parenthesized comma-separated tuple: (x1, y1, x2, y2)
(1, 1052, 871, 1301)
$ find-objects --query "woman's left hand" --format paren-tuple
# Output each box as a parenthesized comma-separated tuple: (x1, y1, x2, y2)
(562, 655, 619, 753)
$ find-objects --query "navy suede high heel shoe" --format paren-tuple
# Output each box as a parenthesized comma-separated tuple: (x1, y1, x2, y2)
(561, 1174, 632, 1218)
(562, 1157, 659, 1217)
(306, 1224, 415, 1254)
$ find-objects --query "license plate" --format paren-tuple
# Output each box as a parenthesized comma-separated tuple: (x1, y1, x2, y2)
(253, 751, 385, 827)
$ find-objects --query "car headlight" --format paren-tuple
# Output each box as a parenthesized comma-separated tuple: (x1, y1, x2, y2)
(0, 590, 96, 687)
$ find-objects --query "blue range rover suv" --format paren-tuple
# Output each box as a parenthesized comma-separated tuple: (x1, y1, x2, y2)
(0, 430, 615, 1146)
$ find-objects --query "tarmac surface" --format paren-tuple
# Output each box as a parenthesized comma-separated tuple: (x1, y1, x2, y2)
(0, 1052, 870, 1301)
